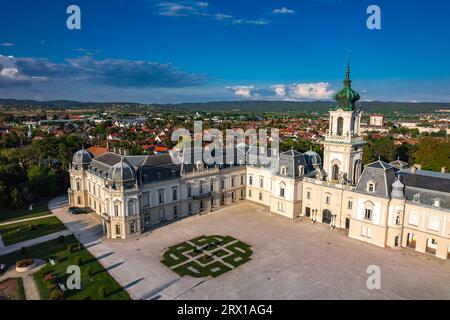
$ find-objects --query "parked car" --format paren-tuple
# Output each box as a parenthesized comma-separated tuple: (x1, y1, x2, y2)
(0, 264, 6, 275)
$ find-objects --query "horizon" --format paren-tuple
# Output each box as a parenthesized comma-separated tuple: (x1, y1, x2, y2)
(1, 0, 450, 103)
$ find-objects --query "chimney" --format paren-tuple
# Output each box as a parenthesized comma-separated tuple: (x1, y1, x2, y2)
(441, 167, 447, 173)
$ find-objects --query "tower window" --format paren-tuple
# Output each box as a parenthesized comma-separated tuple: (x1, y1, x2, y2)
(337, 117, 344, 136)
(332, 164, 340, 181)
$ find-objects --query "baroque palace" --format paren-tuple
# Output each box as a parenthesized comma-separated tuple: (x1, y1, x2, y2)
(68, 65, 450, 260)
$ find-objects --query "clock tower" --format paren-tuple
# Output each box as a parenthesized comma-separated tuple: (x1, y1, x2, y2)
(322, 63, 366, 185)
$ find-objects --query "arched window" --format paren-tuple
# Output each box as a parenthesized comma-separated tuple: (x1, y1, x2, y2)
(280, 166, 287, 175)
(332, 164, 339, 181)
(364, 201, 374, 220)
(279, 182, 286, 198)
(337, 117, 344, 136)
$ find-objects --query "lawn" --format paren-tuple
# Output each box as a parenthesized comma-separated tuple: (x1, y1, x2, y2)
(162, 235, 253, 278)
(0, 204, 52, 224)
(0, 278, 26, 300)
(0, 216, 66, 246)
(0, 235, 130, 300)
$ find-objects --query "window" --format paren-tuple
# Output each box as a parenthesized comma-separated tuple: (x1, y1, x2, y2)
(249, 175, 253, 185)
(259, 177, 264, 188)
(364, 208, 372, 220)
(159, 208, 165, 221)
(240, 189, 244, 198)
(188, 203, 192, 214)
(199, 183, 204, 194)
(172, 187, 178, 201)
(231, 177, 235, 188)
(259, 192, 263, 201)
(187, 186, 192, 198)
(93, 184, 96, 195)
(77, 197, 81, 205)
(173, 206, 178, 217)
(395, 211, 402, 225)
(337, 116, 344, 136)
(347, 201, 353, 209)
(221, 194, 225, 205)
(127, 200, 134, 215)
(130, 222, 135, 234)
(232, 192, 236, 201)
(240, 175, 244, 185)
(210, 181, 214, 192)
(306, 191, 311, 200)
(280, 166, 287, 175)
(76, 181, 81, 191)
(278, 202, 285, 212)
(367, 183, 375, 193)
(433, 198, 441, 207)
(143, 192, 150, 207)
(200, 200, 204, 211)
(114, 204, 119, 217)
(428, 215, 440, 231)
(158, 189, 165, 204)
(325, 195, 331, 205)
(221, 179, 225, 190)
(332, 164, 339, 181)
(413, 193, 420, 203)
(409, 212, 419, 226)
(115, 225, 121, 236)
(279, 183, 285, 198)
(248, 189, 252, 197)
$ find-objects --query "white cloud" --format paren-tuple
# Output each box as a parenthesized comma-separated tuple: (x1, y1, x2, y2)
(0, 43, 14, 47)
(228, 82, 334, 101)
(153, 1, 270, 25)
(288, 82, 334, 100)
(1, 68, 19, 78)
(273, 7, 295, 15)
(227, 85, 259, 98)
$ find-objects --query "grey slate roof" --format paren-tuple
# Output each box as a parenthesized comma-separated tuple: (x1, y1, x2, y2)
(355, 160, 397, 198)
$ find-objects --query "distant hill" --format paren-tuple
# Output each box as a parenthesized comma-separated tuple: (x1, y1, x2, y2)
(1, 98, 449, 114)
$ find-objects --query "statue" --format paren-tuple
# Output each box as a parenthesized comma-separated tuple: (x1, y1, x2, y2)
(338, 172, 348, 185)
(315, 168, 325, 181)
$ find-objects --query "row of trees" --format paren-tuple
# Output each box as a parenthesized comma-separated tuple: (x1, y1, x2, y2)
(363, 135, 449, 172)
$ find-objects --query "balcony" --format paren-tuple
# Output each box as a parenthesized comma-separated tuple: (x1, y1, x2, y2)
(324, 130, 365, 144)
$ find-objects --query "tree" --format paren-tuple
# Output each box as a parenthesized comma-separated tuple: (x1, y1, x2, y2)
(10, 187, 24, 209)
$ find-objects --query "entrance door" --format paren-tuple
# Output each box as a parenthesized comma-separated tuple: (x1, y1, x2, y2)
(345, 218, 350, 229)
(322, 209, 332, 224)
(406, 233, 416, 249)
(305, 207, 311, 217)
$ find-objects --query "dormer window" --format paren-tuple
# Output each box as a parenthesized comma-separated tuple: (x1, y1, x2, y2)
(298, 165, 304, 176)
(433, 198, 441, 207)
(280, 166, 287, 175)
(367, 182, 375, 193)
(413, 193, 421, 203)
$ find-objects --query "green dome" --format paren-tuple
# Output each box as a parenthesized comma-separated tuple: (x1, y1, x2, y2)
(332, 64, 360, 111)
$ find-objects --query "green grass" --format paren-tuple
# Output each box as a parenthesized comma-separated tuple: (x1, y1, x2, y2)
(0, 236, 130, 300)
(0, 216, 66, 246)
(0, 204, 52, 224)
(0, 278, 26, 300)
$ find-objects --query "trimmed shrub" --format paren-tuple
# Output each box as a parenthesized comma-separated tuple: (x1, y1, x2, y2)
(16, 259, 35, 268)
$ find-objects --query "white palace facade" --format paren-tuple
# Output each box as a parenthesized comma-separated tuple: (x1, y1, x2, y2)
(68, 65, 450, 260)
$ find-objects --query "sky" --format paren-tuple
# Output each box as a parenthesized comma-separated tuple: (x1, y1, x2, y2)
(0, 0, 449, 103)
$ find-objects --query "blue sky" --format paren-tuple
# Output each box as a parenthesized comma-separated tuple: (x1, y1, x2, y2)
(0, 0, 449, 103)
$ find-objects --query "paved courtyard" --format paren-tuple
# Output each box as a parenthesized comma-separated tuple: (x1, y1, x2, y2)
(49, 197, 450, 300)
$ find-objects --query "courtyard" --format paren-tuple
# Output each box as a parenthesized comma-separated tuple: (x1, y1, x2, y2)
(49, 197, 450, 300)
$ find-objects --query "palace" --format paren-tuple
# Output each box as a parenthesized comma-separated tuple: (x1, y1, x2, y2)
(68, 65, 450, 260)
